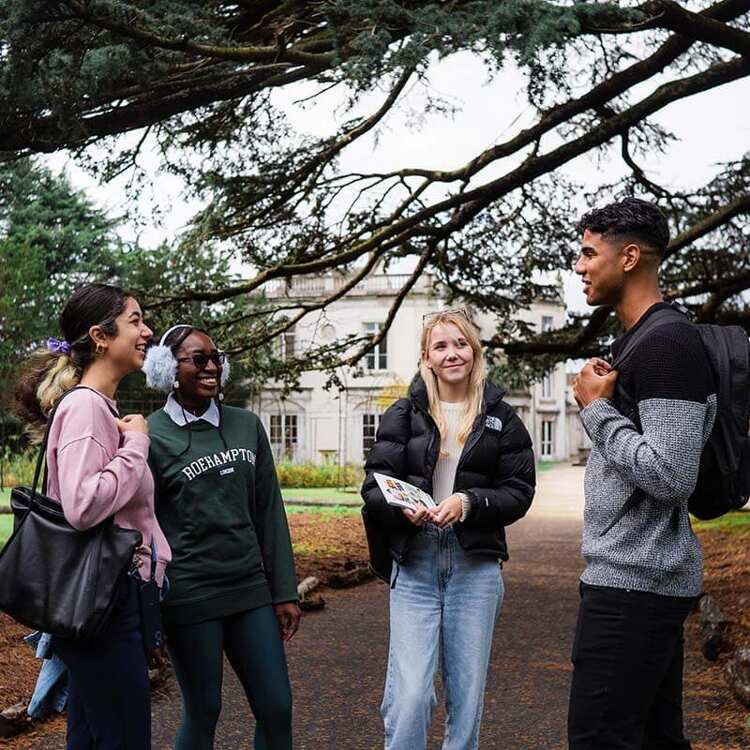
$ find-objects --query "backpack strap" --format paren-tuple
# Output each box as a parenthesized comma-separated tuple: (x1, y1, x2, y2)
(599, 305, 688, 537)
(611, 306, 686, 370)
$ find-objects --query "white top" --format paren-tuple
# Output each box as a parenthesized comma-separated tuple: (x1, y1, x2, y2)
(433, 400, 466, 505)
(163, 393, 220, 427)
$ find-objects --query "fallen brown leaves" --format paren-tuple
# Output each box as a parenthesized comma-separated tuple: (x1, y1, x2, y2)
(289, 511, 369, 585)
(685, 526, 750, 750)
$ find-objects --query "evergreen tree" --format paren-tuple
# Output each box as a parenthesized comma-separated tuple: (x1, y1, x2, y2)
(0, 1, 748, 375)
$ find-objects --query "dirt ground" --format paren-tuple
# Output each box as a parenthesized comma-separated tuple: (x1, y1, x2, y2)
(289, 511, 369, 584)
(0, 511, 748, 748)
(683, 524, 750, 747)
(0, 510, 370, 746)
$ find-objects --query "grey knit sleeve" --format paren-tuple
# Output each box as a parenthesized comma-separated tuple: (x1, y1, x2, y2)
(580, 330, 716, 505)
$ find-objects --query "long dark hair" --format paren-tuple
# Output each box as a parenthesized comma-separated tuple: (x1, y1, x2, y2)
(13, 283, 130, 440)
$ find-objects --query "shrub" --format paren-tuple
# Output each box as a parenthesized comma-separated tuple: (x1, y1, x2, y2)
(275, 462, 364, 488)
(1, 450, 37, 488)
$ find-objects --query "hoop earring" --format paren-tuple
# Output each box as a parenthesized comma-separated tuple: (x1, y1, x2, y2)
(172, 381, 180, 390)
(95, 344, 105, 356)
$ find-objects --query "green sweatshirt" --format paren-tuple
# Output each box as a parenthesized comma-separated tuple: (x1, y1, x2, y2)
(147, 405, 298, 626)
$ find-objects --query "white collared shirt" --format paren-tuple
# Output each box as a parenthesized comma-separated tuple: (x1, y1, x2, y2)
(163, 393, 220, 428)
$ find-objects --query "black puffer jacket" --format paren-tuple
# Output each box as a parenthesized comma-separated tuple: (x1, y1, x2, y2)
(361, 377, 535, 577)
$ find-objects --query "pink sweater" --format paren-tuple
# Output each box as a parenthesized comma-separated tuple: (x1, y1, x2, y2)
(45, 387, 171, 585)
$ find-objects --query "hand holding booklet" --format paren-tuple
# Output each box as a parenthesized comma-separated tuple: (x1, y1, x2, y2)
(374, 473, 436, 512)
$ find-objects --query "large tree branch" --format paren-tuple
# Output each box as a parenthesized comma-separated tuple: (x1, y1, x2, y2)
(659, 0, 750, 56)
(665, 192, 750, 259)
(1, 65, 314, 153)
(667, 270, 750, 301)
(150, 55, 750, 310)
(61, 0, 336, 67)
(484, 306, 614, 356)
(484, 189, 750, 355)
(3, 0, 749, 155)
(211, 66, 416, 235)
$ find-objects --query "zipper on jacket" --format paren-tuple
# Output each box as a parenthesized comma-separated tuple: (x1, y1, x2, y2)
(415, 404, 441, 495)
(455, 411, 486, 477)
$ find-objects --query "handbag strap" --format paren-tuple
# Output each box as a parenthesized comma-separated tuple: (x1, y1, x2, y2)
(149, 537, 158, 583)
(31, 386, 120, 504)
(130, 538, 159, 583)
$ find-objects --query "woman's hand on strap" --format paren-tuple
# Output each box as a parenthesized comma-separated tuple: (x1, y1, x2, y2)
(117, 414, 149, 435)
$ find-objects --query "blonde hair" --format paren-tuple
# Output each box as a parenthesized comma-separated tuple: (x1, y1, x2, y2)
(419, 311, 486, 448)
(14, 351, 81, 443)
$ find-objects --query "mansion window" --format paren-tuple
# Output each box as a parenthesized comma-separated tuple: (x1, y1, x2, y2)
(270, 414, 298, 457)
(364, 322, 388, 370)
(541, 419, 555, 458)
(362, 413, 382, 458)
(278, 330, 296, 361)
(542, 372, 553, 399)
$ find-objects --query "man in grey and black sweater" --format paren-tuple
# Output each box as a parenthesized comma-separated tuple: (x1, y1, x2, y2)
(568, 198, 717, 750)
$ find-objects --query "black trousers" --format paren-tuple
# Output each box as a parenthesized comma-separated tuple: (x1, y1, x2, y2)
(568, 583, 696, 750)
(54, 576, 151, 750)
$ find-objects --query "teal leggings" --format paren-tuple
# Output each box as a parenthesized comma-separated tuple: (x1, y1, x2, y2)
(166, 606, 292, 750)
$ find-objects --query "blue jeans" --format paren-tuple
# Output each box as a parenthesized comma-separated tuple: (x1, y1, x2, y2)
(53, 576, 150, 750)
(382, 526, 504, 750)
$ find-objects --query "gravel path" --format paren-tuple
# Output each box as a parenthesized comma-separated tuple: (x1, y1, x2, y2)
(29, 465, 748, 749)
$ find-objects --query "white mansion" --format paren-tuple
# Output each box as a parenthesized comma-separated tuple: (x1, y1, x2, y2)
(248, 272, 588, 465)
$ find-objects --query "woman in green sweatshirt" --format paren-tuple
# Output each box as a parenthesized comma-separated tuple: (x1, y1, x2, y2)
(143, 324, 300, 750)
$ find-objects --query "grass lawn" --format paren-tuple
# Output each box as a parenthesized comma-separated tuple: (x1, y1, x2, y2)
(692, 510, 750, 533)
(0, 487, 10, 507)
(281, 487, 361, 504)
(0, 514, 13, 545)
(286, 505, 360, 517)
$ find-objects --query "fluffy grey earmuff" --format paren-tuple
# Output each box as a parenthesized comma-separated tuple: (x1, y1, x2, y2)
(142, 324, 231, 392)
(142, 343, 179, 392)
(219, 356, 231, 387)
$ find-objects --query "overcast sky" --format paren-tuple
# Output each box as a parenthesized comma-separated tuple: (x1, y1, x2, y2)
(45, 52, 750, 315)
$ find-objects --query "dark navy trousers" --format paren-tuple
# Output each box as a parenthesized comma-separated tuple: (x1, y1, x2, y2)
(54, 576, 151, 750)
(568, 582, 696, 750)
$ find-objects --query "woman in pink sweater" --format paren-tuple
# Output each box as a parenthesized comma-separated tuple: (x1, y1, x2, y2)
(13, 283, 171, 750)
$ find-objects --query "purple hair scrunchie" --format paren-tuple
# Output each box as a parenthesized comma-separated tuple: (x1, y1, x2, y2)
(47, 337, 71, 355)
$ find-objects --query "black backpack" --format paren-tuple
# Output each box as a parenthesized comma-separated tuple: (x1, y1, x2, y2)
(602, 305, 750, 535)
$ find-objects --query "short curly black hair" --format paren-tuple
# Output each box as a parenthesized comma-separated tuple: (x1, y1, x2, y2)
(577, 197, 669, 257)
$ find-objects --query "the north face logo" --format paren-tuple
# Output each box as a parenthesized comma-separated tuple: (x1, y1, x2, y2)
(485, 416, 503, 432)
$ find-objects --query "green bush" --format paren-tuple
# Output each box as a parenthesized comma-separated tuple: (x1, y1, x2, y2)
(0, 450, 36, 488)
(275, 462, 364, 489)
(1, 453, 366, 491)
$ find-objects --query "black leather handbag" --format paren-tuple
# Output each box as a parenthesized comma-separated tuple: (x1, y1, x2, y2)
(0, 387, 143, 640)
(361, 506, 394, 584)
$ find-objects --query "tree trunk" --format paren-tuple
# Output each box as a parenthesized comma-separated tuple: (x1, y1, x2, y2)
(725, 648, 750, 708)
(698, 594, 730, 661)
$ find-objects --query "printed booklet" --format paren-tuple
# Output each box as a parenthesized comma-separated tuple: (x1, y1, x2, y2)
(374, 473, 436, 512)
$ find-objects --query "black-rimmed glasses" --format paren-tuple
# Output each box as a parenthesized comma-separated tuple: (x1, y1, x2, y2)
(176, 352, 226, 370)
